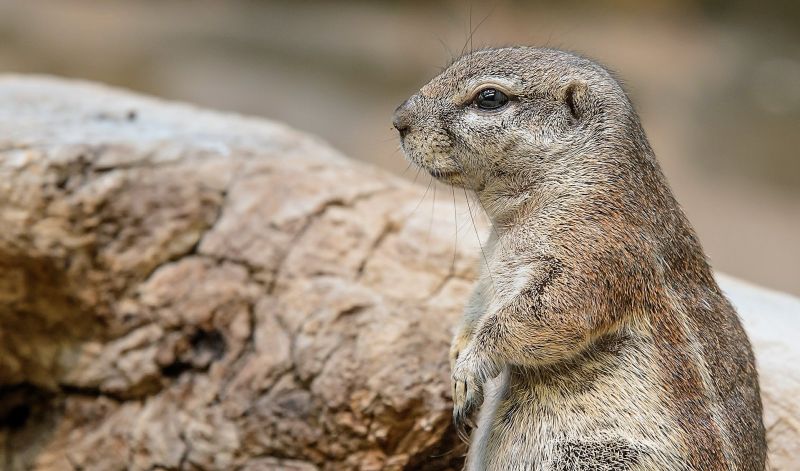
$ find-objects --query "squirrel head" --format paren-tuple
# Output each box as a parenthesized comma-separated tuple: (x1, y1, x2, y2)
(393, 47, 647, 206)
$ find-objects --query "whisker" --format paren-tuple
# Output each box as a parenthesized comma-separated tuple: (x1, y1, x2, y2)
(460, 1, 497, 58)
(441, 154, 496, 289)
(408, 176, 434, 220)
(469, 1, 473, 55)
(451, 185, 458, 274)
(428, 181, 437, 242)
(444, 157, 505, 257)
(401, 161, 413, 177)
(460, 1, 473, 57)
(463, 184, 496, 288)
(413, 167, 422, 184)
(433, 32, 455, 66)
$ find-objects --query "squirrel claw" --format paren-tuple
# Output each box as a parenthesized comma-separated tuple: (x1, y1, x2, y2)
(452, 357, 485, 443)
(454, 401, 479, 443)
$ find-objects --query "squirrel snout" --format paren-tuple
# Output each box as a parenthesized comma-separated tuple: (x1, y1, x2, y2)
(392, 99, 413, 138)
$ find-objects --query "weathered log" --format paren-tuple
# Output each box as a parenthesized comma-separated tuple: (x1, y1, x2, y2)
(0, 76, 797, 470)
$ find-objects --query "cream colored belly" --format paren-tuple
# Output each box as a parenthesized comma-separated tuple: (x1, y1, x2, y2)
(466, 345, 688, 470)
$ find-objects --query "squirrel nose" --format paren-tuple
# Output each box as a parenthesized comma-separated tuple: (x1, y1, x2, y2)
(392, 99, 413, 138)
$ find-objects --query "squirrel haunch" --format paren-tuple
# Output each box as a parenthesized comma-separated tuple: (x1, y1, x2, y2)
(394, 47, 766, 471)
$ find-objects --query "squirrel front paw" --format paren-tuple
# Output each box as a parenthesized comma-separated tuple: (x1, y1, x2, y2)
(449, 329, 473, 371)
(451, 348, 498, 443)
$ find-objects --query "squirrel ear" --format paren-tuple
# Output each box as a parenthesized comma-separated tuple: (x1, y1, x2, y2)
(561, 80, 589, 121)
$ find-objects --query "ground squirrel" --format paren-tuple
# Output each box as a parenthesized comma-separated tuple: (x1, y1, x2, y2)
(393, 47, 766, 470)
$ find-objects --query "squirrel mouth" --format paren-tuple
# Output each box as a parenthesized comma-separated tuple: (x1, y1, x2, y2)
(428, 169, 459, 180)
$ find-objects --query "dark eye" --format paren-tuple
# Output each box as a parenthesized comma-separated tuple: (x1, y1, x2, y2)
(474, 88, 509, 110)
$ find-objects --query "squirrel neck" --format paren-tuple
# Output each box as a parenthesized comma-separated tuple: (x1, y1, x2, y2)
(475, 173, 563, 230)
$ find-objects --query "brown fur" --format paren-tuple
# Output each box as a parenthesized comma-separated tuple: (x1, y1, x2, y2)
(393, 47, 766, 470)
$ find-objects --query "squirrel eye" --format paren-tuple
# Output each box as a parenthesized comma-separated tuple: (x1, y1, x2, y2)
(473, 88, 509, 110)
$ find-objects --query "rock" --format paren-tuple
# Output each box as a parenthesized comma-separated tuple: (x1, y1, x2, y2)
(0, 76, 797, 470)
(0, 75, 471, 471)
(717, 275, 800, 471)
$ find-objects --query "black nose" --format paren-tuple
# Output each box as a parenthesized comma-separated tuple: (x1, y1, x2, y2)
(393, 117, 410, 138)
(392, 99, 412, 138)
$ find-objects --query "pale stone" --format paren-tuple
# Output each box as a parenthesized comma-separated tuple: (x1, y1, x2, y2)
(717, 275, 800, 471)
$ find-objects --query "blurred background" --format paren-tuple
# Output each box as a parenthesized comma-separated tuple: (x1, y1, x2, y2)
(0, 0, 797, 295)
